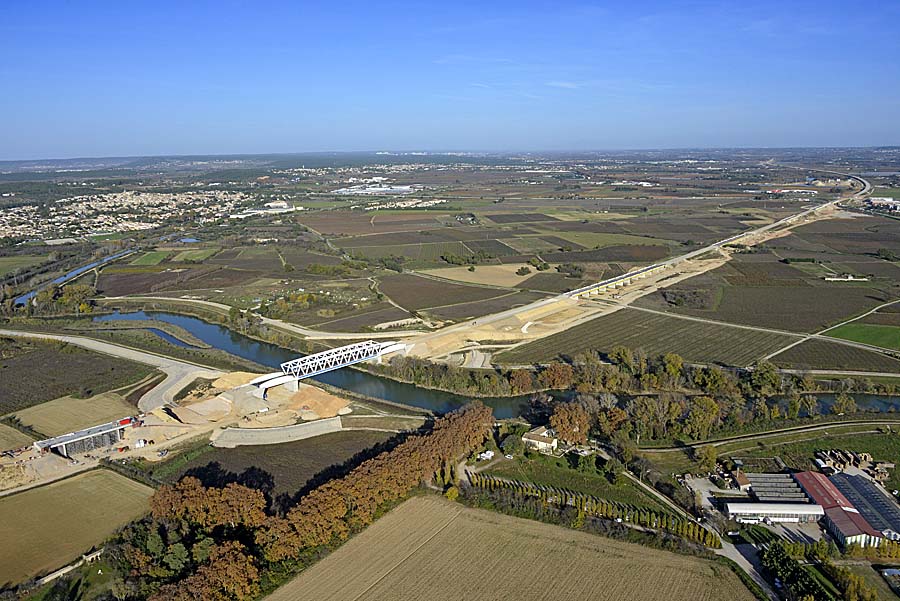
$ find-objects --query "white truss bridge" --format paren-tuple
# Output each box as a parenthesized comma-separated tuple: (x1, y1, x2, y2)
(248, 340, 405, 391)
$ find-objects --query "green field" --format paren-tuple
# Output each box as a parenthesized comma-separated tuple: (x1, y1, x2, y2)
(172, 248, 218, 262)
(0, 255, 47, 276)
(827, 323, 900, 351)
(0, 470, 152, 585)
(129, 251, 170, 265)
(486, 455, 670, 513)
(873, 187, 900, 200)
(497, 308, 796, 366)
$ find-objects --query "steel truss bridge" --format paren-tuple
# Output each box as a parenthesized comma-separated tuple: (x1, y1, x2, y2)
(248, 340, 404, 391)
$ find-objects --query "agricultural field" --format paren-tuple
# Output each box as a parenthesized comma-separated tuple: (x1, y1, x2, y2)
(486, 455, 670, 512)
(12, 391, 136, 437)
(378, 273, 510, 312)
(826, 323, 900, 351)
(151, 430, 395, 501)
(0, 254, 46, 276)
(0, 337, 152, 414)
(0, 469, 152, 586)
(497, 307, 796, 366)
(420, 264, 542, 288)
(770, 339, 900, 373)
(267, 496, 755, 601)
(0, 423, 33, 451)
(425, 291, 545, 321)
(635, 252, 896, 333)
(172, 248, 219, 262)
(129, 251, 170, 265)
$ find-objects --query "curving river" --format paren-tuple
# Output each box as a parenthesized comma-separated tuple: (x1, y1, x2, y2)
(93, 311, 532, 418)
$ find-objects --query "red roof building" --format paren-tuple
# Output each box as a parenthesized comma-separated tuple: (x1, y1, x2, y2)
(793, 471, 882, 548)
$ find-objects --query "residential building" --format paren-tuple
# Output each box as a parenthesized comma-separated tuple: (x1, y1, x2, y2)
(522, 426, 558, 454)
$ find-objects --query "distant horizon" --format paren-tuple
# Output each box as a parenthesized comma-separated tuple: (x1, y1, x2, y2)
(4, 144, 900, 165)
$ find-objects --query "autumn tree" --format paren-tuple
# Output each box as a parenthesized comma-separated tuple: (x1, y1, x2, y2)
(538, 362, 574, 390)
(549, 402, 590, 445)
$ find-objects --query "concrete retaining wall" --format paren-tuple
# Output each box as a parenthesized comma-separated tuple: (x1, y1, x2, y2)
(212, 417, 343, 448)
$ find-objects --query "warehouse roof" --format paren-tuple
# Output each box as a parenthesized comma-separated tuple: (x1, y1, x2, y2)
(725, 503, 824, 516)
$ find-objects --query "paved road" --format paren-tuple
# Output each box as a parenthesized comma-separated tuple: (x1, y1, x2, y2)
(0, 329, 223, 411)
(103, 296, 425, 340)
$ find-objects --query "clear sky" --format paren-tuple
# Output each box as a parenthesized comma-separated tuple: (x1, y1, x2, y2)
(2, 1, 899, 160)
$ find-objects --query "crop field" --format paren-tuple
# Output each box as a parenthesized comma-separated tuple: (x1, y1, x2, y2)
(12, 391, 135, 437)
(267, 497, 755, 601)
(0, 469, 152, 585)
(541, 244, 670, 263)
(485, 212, 560, 223)
(378, 273, 509, 311)
(0, 338, 152, 414)
(163, 431, 395, 500)
(486, 455, 669, 512)
(426, 291, 545, 321)
(208, 246, 283, 271)
(0, 254, 46, 276)
(516, 272, 579, 292)
(129, 251, 170, 265)
(297, 211, 450, 235)
(826, 323, 900, 351)
(0, 423, 32, 451)
(349, 241, 473, 264)
(638, 277, 895, 333)
(497, 308, 796, 366)
(771, 339, 900, 373)
(172, 248, 219, 262)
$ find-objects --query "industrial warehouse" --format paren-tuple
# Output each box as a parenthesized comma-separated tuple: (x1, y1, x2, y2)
(724, 469, 899, 549)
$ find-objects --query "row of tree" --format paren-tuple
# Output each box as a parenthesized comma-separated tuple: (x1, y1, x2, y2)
(468, 473, 720, 548)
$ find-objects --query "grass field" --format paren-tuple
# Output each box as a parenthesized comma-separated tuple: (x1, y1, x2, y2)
(12, 391, 136, 437)
(267, 496, 755, 601)
(826, 323, 900, 351)
(0, 338, 153, 414)
(129, 251, 170, 266)
(0, 470, 152, 586)
(486, 455, 670, 512)
(0, 255, 46, 276)
(0, 423, 33, 451)
(497, 308, 796, 366)
(172, 248, 219, 262)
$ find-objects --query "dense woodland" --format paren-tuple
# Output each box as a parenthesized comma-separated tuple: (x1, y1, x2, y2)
(377, 348, 890, 445)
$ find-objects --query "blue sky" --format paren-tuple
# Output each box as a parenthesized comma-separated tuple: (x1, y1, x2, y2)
(1, 1, 899, 159)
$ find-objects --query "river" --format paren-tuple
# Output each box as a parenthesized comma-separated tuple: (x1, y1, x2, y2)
(92, 310, 531, 418)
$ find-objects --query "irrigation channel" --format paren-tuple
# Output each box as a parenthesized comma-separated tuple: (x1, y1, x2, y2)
(92, 311, 900, 419)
